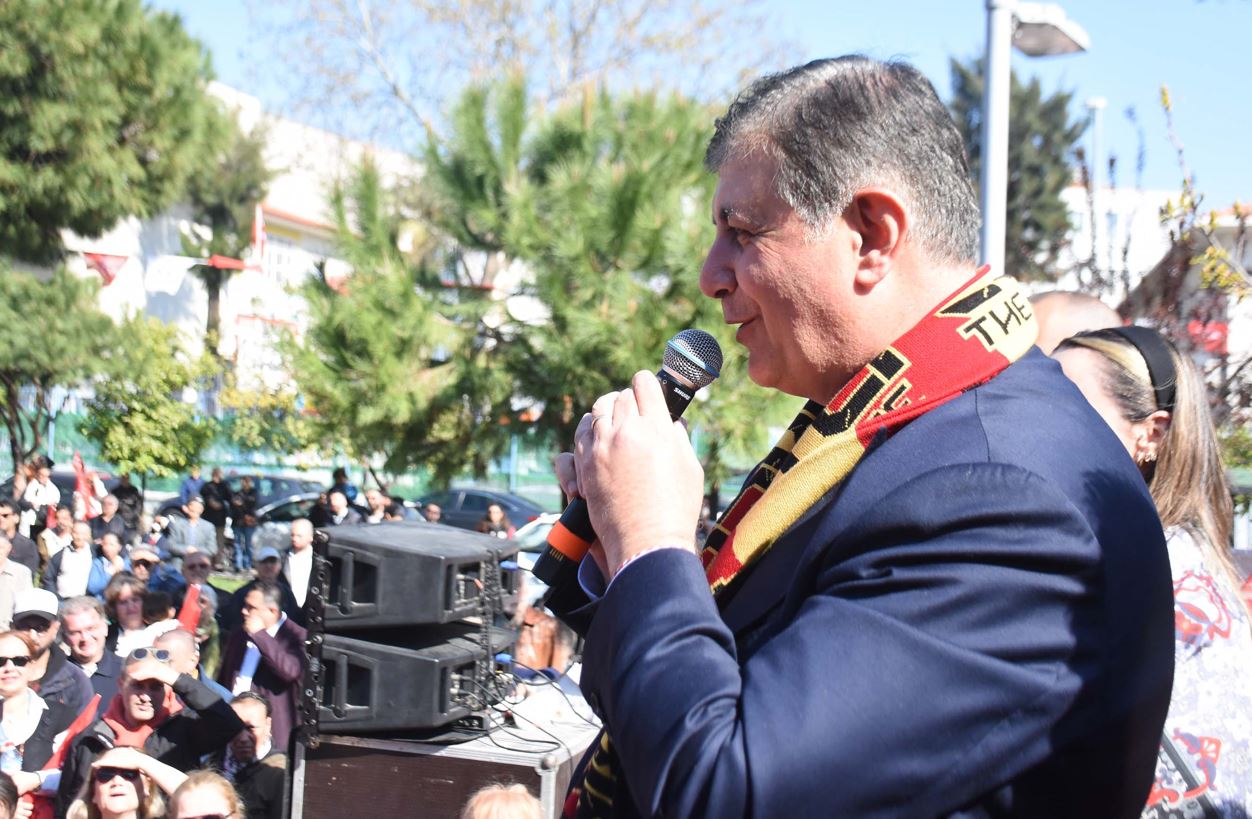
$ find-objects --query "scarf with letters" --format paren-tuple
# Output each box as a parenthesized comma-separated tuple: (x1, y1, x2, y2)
(567, 268, 1038, 818)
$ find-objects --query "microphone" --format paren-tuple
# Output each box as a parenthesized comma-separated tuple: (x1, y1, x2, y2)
(533, 329, 723, 602)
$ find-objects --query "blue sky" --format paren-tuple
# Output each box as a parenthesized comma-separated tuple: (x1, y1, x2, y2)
(155, 0, 1250, 209)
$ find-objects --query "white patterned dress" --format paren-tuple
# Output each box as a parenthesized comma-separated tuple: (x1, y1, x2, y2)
(1142, 526, 1252, 818)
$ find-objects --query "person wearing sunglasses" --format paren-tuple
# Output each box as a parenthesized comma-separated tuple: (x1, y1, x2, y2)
(0, 629, 79, 801)
(169, 769, 244, 819)
(54, 646, 244, 818)
(11, 589, 92, 717)
(65, 746, 187, 819)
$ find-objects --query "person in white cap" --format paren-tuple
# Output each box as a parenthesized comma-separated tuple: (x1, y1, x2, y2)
(11, 588, 91, 716)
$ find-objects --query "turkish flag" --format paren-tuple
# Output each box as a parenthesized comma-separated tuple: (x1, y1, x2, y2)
(83, 253, 129, 285)
(178, 583, 204, 633)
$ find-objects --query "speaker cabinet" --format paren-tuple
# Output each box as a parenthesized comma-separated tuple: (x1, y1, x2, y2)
(318, 624, 516, 733)
(321, 522, 519, 629)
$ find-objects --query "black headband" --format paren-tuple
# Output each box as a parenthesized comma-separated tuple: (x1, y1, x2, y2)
(1109, 326, 1177, 414)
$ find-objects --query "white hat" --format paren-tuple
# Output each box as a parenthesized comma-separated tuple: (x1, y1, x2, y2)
(13, 588, 59, 622)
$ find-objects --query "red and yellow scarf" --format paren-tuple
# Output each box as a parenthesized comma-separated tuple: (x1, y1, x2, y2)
(569, 268, 1038, 818)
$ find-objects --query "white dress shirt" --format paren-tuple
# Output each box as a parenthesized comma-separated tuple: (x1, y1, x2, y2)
(285, 548, 312, 607)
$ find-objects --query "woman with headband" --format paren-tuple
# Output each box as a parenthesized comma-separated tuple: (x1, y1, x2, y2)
(1053, 326, 1252, 816)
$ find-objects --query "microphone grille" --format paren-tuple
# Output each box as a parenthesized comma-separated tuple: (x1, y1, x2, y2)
(663, 329, 723, 390)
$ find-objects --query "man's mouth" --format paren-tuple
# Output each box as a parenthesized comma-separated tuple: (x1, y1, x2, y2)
(733, 317, 756, 343)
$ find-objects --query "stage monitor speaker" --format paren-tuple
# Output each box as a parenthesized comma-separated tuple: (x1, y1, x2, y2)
(320, 522, 519, 630)
(318, 623, 516, 733)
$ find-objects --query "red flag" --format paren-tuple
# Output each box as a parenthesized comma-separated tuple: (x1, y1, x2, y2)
(250, 203, 266, 271)
(72, 452, 96, 520)
(1187, 320, 1229, 355)
(207, 254, 247, 270)
(83, 253, 128, 285)
(177, 583, 203, 633)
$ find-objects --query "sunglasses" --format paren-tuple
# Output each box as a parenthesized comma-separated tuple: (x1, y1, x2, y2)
(126, 647, 171, 663)
(132, 560, 157, 569)
(13, 618, 52, 633)
(94, 767, 141, 784)
(185, 562, 211, 572)
(0, 656, 30, 668)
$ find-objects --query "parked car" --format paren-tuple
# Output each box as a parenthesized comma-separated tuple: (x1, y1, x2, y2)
(155, 473, 324, 519)
(512, 512, 559, 607)
(156, 490, 326, 559)
(416, 488, 546, 532)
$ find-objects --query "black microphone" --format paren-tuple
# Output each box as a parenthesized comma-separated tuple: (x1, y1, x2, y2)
(533, 329, 723, 605)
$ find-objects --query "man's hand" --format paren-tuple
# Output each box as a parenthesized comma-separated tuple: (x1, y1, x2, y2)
(126, 657, 179, 687)
(567, 370, 703, 578)
(243, 612, 266, 636)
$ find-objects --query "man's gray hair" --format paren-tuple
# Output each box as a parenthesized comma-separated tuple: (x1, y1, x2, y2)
(705, 56, 981, 264)
(60, 595, 106, 624)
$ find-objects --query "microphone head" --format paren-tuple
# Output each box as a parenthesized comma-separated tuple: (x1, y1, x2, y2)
(663, 329, 723, 390)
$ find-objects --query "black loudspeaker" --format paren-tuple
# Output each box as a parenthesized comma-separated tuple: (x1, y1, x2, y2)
(318, 624, 516, 733)
(322, 522, 519, 630)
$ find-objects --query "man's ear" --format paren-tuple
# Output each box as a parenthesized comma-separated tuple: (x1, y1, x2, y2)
(847, 188, 908, 289)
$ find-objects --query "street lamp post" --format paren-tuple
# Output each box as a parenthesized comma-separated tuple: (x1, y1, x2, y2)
(979, 0, 1090, 275)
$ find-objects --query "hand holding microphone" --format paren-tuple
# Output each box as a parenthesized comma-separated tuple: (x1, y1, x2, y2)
(536, 329, 722, 604)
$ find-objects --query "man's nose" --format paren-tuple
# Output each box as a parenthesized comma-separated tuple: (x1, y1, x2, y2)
(699, 238, 736, 300)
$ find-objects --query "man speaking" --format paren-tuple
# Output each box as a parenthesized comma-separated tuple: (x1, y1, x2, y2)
(551, 56, 1173, 818)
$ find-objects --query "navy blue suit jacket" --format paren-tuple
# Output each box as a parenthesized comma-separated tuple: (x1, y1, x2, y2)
(563, 349, 1174, 818)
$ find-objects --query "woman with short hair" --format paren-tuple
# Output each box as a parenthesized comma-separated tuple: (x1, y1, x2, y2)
(102, 575, 147, 659)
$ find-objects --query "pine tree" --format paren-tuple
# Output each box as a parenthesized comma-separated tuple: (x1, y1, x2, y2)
(422, 79, 789, 486)
(284, 160, 496, 483)
(0, 0, 223, 263)
(949, 57, 1087, 281)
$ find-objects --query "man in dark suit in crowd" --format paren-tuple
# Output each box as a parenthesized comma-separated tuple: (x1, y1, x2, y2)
(221, 546, 303, 634)
(549, 56, 1174, 818)
(217, 581, 306, 750)
(325, 491, 361, 526)
(210, 692, 288, 819)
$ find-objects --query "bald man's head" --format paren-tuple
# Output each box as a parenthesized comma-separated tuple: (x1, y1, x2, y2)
(1030, 291, 1123, 354)
(291, 518, 314, 552)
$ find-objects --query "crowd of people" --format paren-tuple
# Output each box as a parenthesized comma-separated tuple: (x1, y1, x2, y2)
(0, 463, 345, 819)
(0, 460, 556, 819)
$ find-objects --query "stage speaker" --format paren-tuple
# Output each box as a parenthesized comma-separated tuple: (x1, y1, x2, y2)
(318, 623, 516, 733)
(320, 522, 519, 630)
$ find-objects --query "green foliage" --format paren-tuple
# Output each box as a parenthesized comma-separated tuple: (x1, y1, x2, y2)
(949, 57, 1087, 281)
(1220, 425, 1252, 470)
(0, 268, 118, 472)
(182, 118, 273, 353)
(284, 160, 491, 482)
(217, 381, 316, 456)
(422, 79, 778, 470)
(0, 0, 222, 263)
(79, 316, 214, 479)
